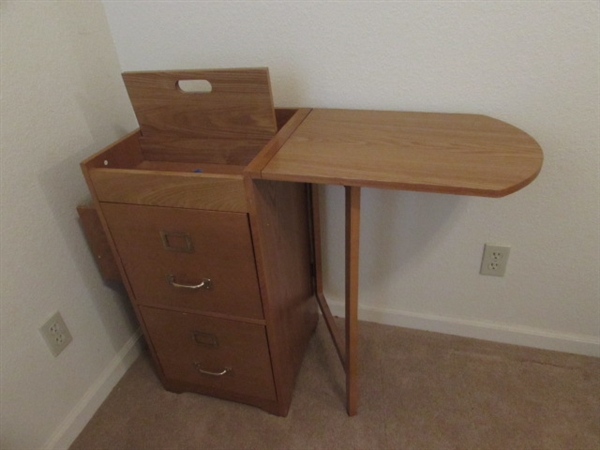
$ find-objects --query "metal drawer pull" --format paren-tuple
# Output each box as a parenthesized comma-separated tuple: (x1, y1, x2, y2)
(194, 362, 231, 377)
(167, 274, 211, 290)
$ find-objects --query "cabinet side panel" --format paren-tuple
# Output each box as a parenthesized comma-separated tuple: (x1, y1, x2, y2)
(139, 306, 276, 401)
(80, 129, 143, 170)
(247, 178, 318, 415)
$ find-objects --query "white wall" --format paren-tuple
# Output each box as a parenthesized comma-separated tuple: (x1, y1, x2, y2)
(1, 2, 140, 449)
(103, 1, 599, 356)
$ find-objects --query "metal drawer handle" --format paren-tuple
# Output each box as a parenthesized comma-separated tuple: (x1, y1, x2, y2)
(167, 274, 211, 290)
(194, 362, 231, 377)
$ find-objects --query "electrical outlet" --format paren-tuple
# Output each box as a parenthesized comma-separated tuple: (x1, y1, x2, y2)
(39, 311, 73, 357)
(480, 244, 510, 277)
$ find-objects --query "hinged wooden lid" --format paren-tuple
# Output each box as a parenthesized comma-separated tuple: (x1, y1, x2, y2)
(122, 68, 278, 165)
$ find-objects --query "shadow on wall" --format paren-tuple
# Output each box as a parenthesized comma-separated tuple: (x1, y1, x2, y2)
(37, 132, 138, 354)
(321, 185, 466, 300)
(270, 67, 307, 108)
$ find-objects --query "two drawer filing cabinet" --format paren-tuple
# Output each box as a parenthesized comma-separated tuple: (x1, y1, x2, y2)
(80, 68, 318, 416)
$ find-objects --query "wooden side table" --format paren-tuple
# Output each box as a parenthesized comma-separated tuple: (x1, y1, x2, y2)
(251, 108, 544, 415)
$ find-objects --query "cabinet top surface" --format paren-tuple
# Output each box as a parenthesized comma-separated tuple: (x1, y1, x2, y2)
(260, 109, 543, 197)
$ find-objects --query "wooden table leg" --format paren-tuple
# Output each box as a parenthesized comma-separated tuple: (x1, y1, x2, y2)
(310, 185, 346, 366)
(309, 184, 361, 416)
(345, 185, 361, 416)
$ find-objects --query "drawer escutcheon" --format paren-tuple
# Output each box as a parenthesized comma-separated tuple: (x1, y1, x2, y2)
(192, 331, 219, 348)
(160, 230, 194, 253)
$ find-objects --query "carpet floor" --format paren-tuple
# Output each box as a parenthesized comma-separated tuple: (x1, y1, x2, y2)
(70, 319, 599, 450)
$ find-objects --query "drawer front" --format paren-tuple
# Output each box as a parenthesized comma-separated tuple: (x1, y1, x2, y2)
(102, 203, 263, 320)
(140, 306, 276, 401)
(91, 169, 248, 212)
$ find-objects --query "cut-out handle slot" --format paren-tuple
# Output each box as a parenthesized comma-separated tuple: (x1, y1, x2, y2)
(177, 79, 212, 93)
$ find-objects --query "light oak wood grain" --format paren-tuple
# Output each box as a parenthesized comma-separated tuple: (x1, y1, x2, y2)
(102, 203, 263, 320)
(80, 129, 143, 171)
(140, 306, 276, 401)
(122, 68, 277, 164)
(138, 135, 272, 166)
(91, 169, 248, 212)
(245, 178, 318, 416)
(136, 160, 245, 175)
(261, 109, 543, 197)
(344, 186, 360, 417)
(244, 108, 311, 177)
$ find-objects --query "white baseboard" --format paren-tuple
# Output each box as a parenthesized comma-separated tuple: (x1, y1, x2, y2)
(327, 300, 600, 357)
(43, 328, 143, 450)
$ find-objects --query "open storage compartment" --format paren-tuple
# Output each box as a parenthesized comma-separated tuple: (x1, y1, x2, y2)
(81, 129, 252, 212)
(81, 68, 297, 213)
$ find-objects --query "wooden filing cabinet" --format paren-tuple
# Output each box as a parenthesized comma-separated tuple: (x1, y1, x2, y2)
(80, 68, 318, 416)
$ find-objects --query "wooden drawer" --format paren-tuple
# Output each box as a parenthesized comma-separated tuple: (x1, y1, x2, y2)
(102, 203, 264, 320)
(140, 306, 276, 401)
(90, 167, 248, 212)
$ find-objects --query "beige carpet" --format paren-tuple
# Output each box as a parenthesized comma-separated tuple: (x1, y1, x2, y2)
(71, 320, 600, 449)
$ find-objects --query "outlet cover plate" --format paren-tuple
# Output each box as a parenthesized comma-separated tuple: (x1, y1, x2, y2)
(39, 311, 73, 357)
(480, 244, 510, 277)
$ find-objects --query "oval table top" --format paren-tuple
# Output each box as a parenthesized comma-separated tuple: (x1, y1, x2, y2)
(260, 108, 543, 198)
